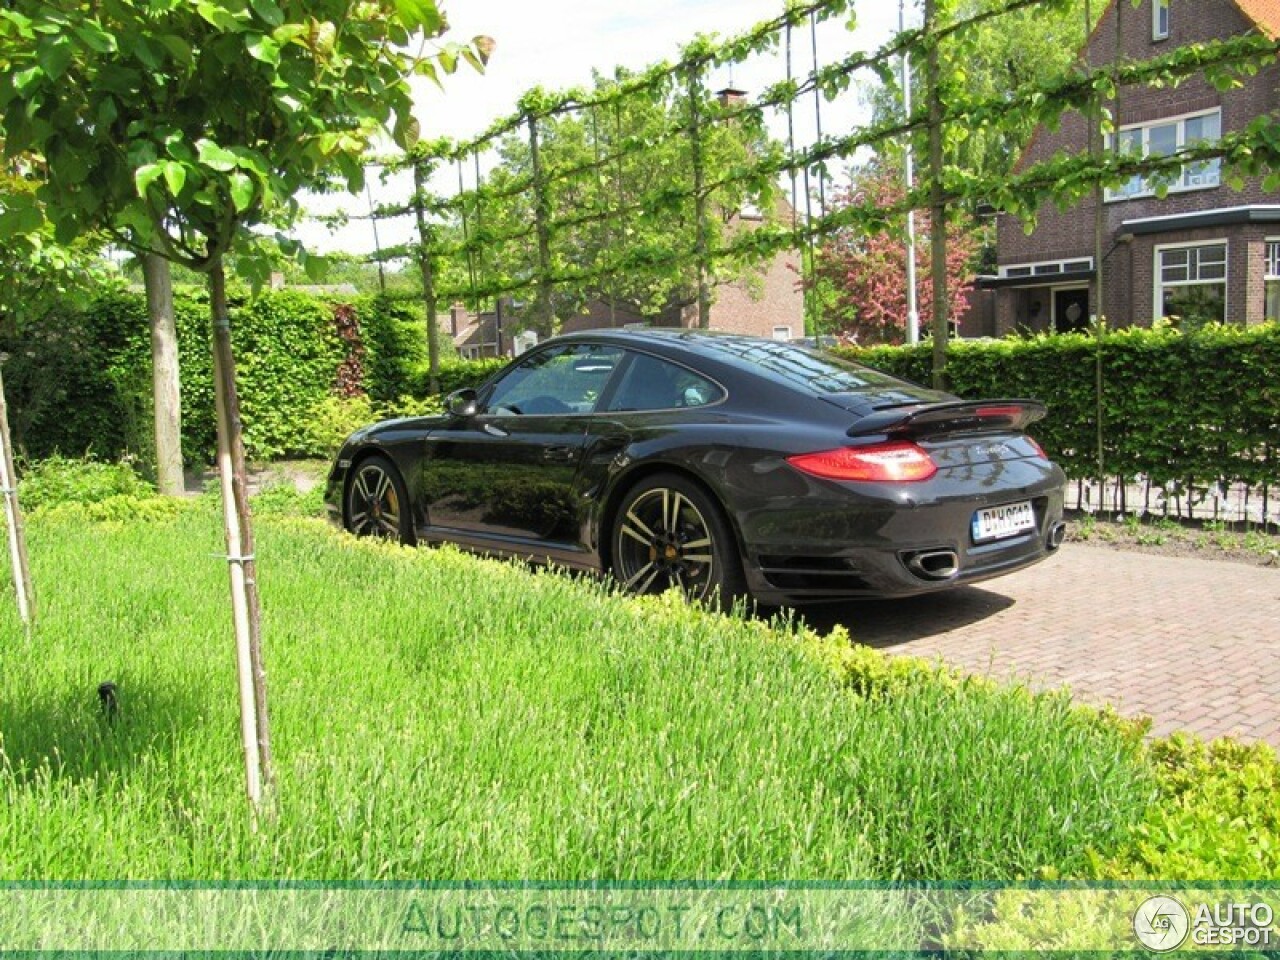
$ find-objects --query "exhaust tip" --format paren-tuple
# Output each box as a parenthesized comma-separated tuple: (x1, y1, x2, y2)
(1047, 521, 1067, 551)
(905, 548, 960, 581)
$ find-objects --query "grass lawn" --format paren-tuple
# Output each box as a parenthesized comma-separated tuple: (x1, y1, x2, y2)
(0, 503, 1155, 881)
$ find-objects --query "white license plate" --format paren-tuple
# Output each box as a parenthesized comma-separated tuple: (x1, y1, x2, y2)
(972, 501, 1036, 543)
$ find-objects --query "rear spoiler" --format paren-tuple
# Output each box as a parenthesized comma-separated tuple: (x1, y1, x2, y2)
(847, 399, 1047, 438)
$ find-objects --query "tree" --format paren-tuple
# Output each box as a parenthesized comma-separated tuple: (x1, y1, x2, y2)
(871, 0, 1098, 186)
(811, 166, 977, 345)
(0, 0, 489, 810)
(469, 69, 782, 333)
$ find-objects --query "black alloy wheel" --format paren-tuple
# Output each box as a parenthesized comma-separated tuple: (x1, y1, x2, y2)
(611, 473, 743, 606)
(345, 456, 413, 545)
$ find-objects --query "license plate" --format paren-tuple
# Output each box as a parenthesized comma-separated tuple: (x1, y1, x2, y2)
(972, 501, 1036, 543)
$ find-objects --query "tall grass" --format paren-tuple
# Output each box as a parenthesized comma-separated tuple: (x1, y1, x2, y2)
(0, 509, 1150, 880)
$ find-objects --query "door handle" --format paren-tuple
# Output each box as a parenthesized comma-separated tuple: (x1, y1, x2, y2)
(483, 422, 509, 438)
(543, 445, 576, 462)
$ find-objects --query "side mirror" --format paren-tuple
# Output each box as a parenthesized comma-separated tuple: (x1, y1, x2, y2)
(445, 388, 479, 418)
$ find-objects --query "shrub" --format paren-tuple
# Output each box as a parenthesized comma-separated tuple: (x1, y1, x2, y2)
(1089, 733, 1280, 879)
(301, 395, 378, 460)
(249, 481, 325, 519)
(36, 495, 183, 525)
(0, 293, 135, 459)
(7, 288, 498, 468)
(414, 357, 508, 398)
(17, 455, 155, 511)
(356, 295, 427, 404)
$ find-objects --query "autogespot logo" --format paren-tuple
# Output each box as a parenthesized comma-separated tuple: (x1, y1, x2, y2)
(1134, 896, 1191, 952)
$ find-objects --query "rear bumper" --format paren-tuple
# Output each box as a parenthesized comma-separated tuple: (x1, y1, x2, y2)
(729, 457, 1067, 603)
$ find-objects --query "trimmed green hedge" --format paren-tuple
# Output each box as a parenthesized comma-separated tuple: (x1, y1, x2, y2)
(842, 324, 1280, 495)
(4, 290, 505, 464)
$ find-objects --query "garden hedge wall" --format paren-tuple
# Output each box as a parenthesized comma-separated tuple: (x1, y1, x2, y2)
(840, 324, 1280, 497)
(2, 288, 503, 464)
(9, 292, 1278, 499)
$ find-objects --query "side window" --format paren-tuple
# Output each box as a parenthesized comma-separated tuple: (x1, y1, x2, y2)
(605, 352, 724, 412)
(485, 345, 622, 415)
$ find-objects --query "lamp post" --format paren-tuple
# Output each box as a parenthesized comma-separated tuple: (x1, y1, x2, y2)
(901, 0, 920, 345)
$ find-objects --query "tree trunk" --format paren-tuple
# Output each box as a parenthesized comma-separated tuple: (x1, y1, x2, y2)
(208, 261, 274, 812)
(413, 163, 441, 395)
(0, 363, 34, 627)
(144, 253, 184, 496)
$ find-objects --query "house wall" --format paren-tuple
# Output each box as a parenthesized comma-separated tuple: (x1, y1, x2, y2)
(695, 242, 805, 339)
(996, 0, 1279, 327)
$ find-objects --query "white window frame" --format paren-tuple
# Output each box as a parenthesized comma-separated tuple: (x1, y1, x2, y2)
(1265, 238, 1280, 321)
(1153, 0, 1170, 40)
(1105, 108, 1221, 202)
(998, 256, 1094, 279)
(1153, 239, 1228, 323)
(771, 325, 792, 341)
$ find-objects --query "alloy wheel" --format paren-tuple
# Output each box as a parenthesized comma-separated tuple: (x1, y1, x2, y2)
(614, 486, 716, 599)
(347, 461, 403, 539)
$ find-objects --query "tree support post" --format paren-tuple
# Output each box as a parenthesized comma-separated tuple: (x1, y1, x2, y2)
(924, 0, 949, 389)
(687, 64, 712, 329)
(209, 262, 273, 814)
(0, 361, 34, 628)
(413, 161, 441, 395)
(527, 114, 555, 337)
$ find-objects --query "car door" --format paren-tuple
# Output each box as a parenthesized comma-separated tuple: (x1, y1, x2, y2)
(421, 343, 624, 553)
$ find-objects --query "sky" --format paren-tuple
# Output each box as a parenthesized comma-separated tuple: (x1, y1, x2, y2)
(299, 0, 912, 256)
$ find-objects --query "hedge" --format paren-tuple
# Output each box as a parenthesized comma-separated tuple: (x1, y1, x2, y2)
(842, 324, 1280, 501)
(12, 289, 1277, 500)
(2, 289, 503, 464)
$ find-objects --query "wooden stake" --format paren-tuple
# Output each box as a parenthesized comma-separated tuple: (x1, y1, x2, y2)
(0, 361, 34, 628)
(208, 263, 274, 811)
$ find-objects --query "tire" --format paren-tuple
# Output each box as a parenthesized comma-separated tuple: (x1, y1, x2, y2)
(345, 455, 414, 545)
(610, 472, 747, 609)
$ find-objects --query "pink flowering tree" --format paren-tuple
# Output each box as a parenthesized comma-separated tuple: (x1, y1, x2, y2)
(812, 167, 978, 345)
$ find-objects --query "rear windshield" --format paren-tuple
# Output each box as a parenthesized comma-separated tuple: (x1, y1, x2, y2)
(698, 337, 911, 394)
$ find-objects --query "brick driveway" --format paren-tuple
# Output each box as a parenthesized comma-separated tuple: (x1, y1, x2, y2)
(804, 545, 1280, 746)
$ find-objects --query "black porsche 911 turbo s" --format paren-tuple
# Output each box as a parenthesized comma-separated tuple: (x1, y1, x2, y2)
(325, 329, 1067, 605)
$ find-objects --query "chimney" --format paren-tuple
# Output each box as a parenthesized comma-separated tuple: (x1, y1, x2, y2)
(716, 87, 747, 109)
(450, 301, 464, 337)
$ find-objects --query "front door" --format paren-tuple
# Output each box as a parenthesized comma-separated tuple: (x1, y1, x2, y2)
(421, 344, 623, 549)
(1054, 287, 1090, 333)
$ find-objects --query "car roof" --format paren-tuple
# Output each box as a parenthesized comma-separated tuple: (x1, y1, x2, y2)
(540, 327, 946, 414)
(547, 327, 789, 355)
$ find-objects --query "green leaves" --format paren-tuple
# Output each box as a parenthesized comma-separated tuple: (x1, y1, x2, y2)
(392, 0, 444, 35)
(0, 192, 44, 238)
(228, 172, 255, 212)
(196, 139, 240, 173)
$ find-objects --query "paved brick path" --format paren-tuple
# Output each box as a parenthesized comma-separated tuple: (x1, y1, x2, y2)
(804, 545, 1280, 746)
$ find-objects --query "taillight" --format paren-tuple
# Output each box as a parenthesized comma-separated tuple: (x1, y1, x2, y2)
(787, 441, 938, 482)
(1027, 437, 1048, 459)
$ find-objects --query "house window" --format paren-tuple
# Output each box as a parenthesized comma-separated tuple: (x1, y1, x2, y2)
(1156, 242, 1227, 327)
(772, 325, 792, 341)
(999, 257, 1095, 280)
(1266, 241, 1280, 321)
(1107, 109, 1221, 200)
(1153, 0, 1169, 40)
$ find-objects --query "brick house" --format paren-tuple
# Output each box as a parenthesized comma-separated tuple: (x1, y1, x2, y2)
(987, 0, 1280, 333)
